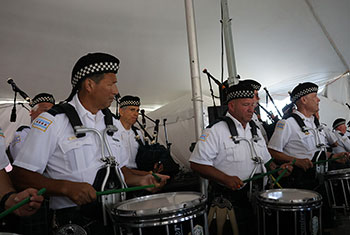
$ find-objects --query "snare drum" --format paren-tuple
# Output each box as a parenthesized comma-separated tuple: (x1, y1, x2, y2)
(256, 189, 322, 235)
(110, 192, 208, 235)
(324, 168, 350, 213)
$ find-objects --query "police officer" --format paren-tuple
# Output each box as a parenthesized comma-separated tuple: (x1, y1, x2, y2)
(0, 127, 43, 233)
(10, 52, 169, 234)
(189, 83, 291, 235)
(116, 95, 144, 170)
(8, 93, 55, 162)
(332, 118, 350, 153)
(268, 82, 348, 189)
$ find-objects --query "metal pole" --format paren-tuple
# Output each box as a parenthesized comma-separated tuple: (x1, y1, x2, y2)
(184, 0, 208, 198)
(221, 0, 239, 86)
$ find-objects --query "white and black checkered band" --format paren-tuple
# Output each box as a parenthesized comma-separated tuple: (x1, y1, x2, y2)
(291, 86, 318, 103)
(30, 96, 55, 108)
(72, 62, 119, 88)
(251, 84, 261, 90)
(120, 100, 141, 108)
(227, 90, 254, 101)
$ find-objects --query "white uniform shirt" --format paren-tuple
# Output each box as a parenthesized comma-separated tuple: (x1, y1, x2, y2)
(189, 113, 271, 180)
(322, 125, 337, 147)
(332, 130, 350, 153)
(13, 95, 128, 210)
(268, 111, 327, 160)
(114, 120, 143, 169)
(252, 113, 268, 143)
(8, 126, 30, 161)
(0, 128, 9, 170)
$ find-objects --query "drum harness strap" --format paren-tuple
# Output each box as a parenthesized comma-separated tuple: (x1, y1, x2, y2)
(48, 103, 127, 226)
(289, 113, 328, 173)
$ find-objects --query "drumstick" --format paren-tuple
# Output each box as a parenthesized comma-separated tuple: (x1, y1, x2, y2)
(96, 184, 156, 196)
(313, 155, 346, 165)
(151, 171, 162, 183)
(273, 159, 297, 186)
(270, 175, 283, 189)
(0, 188, 46, 220)
(243, 167, 283, 183)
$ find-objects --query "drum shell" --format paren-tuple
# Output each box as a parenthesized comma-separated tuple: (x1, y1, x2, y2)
(110, 192, 207, 231)
(256, 189, 323, 235)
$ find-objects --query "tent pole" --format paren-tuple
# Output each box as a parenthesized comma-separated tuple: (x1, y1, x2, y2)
(184, 0, 208, 198)
(221, 0, 239, 86)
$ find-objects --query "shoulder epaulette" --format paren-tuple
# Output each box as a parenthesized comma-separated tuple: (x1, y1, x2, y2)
(16, 125, 30, 132)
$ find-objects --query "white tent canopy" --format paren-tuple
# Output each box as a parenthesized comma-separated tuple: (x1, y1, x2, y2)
(1, 0, 350, 168)
(0, 0, 349, 107)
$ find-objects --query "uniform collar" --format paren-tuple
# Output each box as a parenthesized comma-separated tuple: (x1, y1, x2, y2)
(71, 94, 104, 122)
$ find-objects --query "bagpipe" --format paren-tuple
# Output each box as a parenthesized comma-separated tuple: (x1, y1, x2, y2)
(133, 110, 179, 177)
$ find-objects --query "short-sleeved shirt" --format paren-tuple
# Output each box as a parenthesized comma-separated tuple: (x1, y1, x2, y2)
(322, 125, 337, 147)
(0, 128, 9, 170)
(114, 120, 143, 169)
(13, 95, 128, 210)
(8, 126, 31, 161)
(268, 111, 327, 160)
(189, 113, 271, 180)
(332, 130, 350, 153)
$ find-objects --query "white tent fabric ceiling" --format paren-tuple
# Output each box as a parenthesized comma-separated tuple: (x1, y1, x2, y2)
(0, 0, 349, 108)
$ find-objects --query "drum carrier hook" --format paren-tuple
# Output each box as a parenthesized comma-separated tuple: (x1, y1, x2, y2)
(75, 125, 127, 226)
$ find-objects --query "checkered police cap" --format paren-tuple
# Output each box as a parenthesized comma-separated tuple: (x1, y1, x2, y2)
(119, 95, 141, 108)
(226, 83, 254, 103)
(239, 79, 262, 91)
(290, 82, 318, 103)
(71, 52, 120, 88)
(333, 118, 346, 129)
(30, 93, 55, 108)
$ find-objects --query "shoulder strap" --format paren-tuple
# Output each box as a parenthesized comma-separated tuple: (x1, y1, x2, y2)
(101, 108, 114, 136)
(60, 103, 86, 138)
(16, 125, 30, 132)
(47, 103, 85, 137)
(249, 120, 259, 142)
(289, 113, 307, 133)
(313, 115, 320, 128)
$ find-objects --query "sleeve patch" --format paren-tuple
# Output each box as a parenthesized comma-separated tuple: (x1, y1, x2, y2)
(199, 133, 209, 142)
(13, 135, 21, 144)
(0, 131, 4, 138)
(276, 121, 285, 129)
(32, 116, 53, 132)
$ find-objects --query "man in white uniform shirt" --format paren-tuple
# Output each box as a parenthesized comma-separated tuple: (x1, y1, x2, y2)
(8, 93, 55, 162)
(268, 82, 348, 189)
(332, 118, 350, 153)
(190, 83, 291, 235)
(10, 52, 169, 234)
(115, 95, 145, 171)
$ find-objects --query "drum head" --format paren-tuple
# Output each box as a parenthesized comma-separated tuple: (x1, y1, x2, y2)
(257, 189, 322, 211)
(113, 191, 205, 217)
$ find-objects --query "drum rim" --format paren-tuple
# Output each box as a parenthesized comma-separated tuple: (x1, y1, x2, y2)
(257, 188, 322, 206)
(111, 191, 206, 217)
(324, 168, 350, 178)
